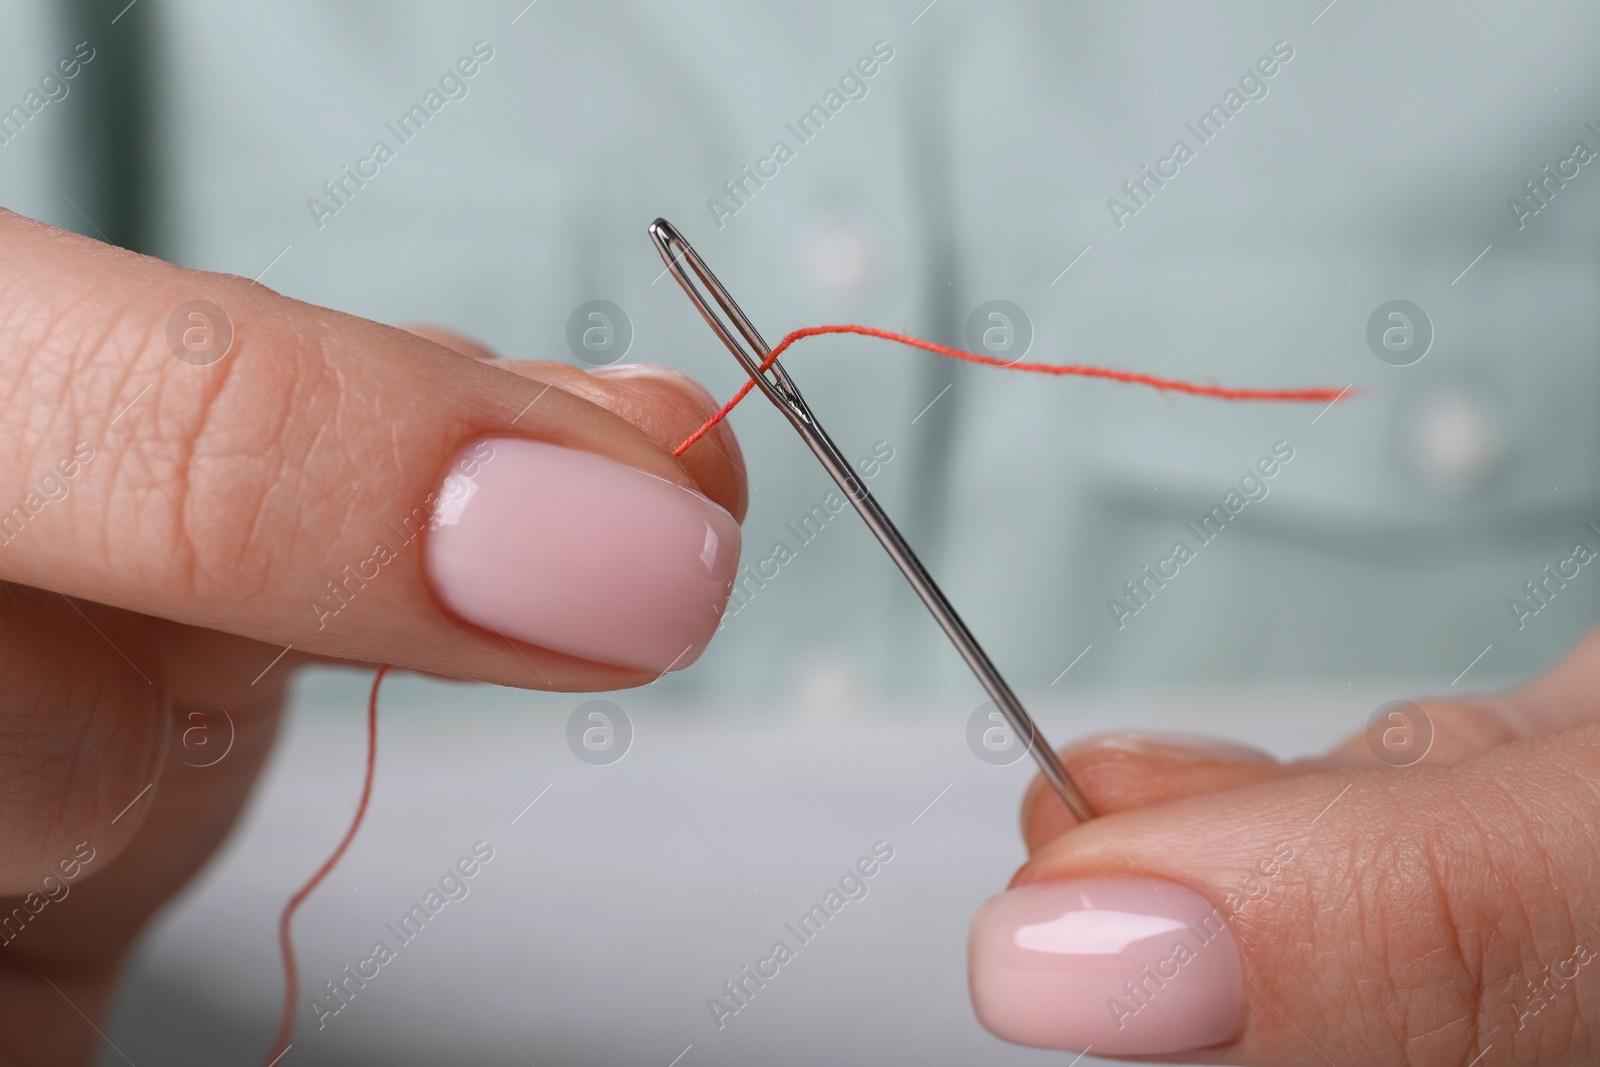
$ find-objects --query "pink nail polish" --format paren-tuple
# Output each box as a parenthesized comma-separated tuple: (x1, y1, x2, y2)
(969, 877, 1244, 1055)
(425, 437, 740, 672)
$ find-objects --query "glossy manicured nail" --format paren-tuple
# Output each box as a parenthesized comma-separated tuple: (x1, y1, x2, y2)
(969, 877, 1245, 1055)
(424, 436, 740, 672)
(1071, 732, 1277, 765)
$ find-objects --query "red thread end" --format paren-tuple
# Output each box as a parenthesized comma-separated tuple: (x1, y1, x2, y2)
(262, 663, 388, 1067)
(673, 324, 1356, 457)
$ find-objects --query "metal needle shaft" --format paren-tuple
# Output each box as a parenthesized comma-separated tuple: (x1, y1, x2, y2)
(648, 218, 1095, 822)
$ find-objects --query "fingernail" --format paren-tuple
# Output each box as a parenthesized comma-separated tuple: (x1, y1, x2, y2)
(969, 877, 1245, 1054)
(1071, 732, 1277, 765)
(424, 437, 740, 672)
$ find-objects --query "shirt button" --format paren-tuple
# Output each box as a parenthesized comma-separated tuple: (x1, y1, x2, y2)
(803, 223, 872, 293)
(1395, 379, 1509, 498)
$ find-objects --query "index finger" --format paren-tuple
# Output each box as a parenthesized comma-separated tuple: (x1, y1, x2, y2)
(0, 212, 744, 689)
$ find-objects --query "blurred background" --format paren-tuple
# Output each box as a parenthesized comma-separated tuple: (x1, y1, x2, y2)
(3, 0, 1598, 1063)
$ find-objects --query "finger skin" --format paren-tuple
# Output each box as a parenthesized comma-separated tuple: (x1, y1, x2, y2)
(0, 609, 293, 1065)
(0, 212, 747, 690)
(1020, 637, 1600, 856)
(1004, 723, 1600, 1065)
(397, 323, 501, 363)
(503, 360, 748, 524)
(1319, 631, 1600, 770)
(1019, 703, 1548, 856)
(397, 326, 748, 521)
(1021, 734, 1290, 854)
(0, 585, 166, 892)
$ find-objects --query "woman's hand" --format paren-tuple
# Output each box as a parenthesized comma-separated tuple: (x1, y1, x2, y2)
(0, 210, 746, 1064)
(972, 628, 1600, 1065)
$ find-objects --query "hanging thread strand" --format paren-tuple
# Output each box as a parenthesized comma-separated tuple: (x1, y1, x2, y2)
(262, 663, 389, 1067)
(674, 323, 1352, 456)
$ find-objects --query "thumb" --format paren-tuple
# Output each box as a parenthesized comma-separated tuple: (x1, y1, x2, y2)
(0, 211, 744, 688)
(969, 721, 1600, 1063)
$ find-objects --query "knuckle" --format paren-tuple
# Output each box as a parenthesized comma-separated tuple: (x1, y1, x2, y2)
(154, 299, 354, 606)
(1479, 762, 1599, 1063)
(0, 231, 378, 621)
(1340, 771, 1597, 1065)
(2, 258, 365, 610)
(1271, 780, 1488, 1064)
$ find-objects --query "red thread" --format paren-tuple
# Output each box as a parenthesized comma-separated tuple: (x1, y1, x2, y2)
(262, 663, 388, 1067)
(673, 323, 1352, 456)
